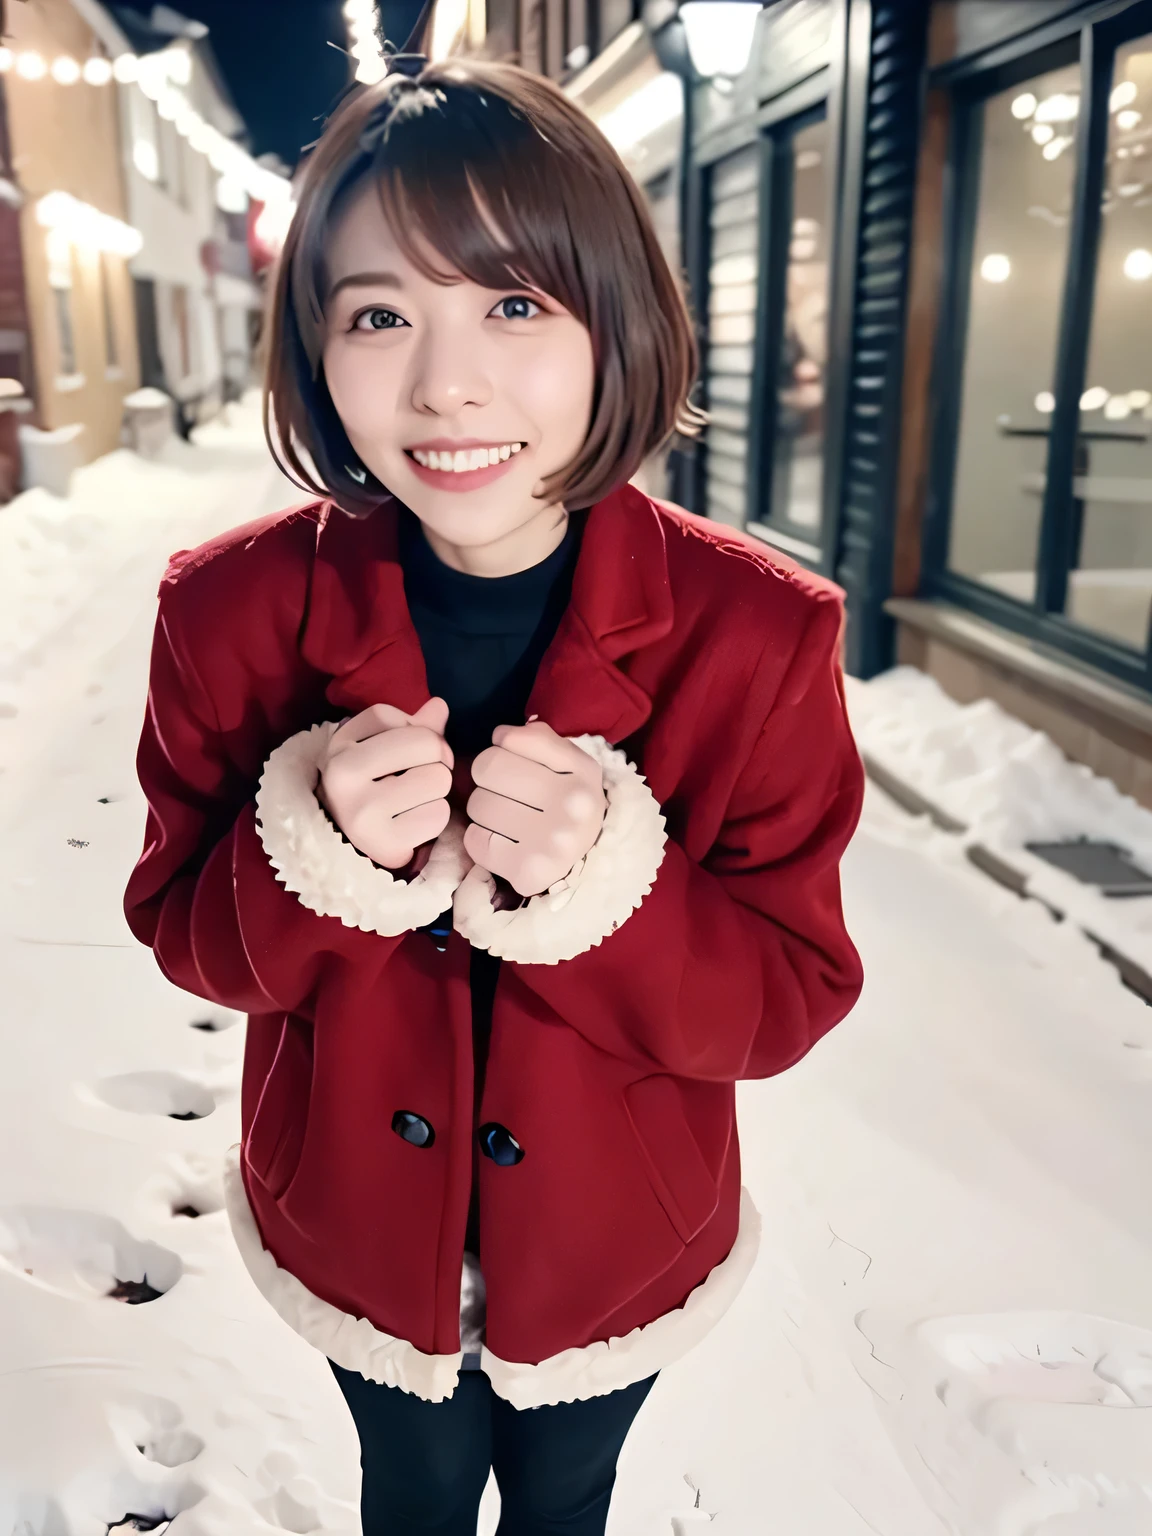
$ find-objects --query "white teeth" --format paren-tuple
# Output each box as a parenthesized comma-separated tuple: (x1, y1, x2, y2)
(411, 443, 523, 473)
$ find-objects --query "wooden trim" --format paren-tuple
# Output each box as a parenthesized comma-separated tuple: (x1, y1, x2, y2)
(886, 596, 1152, 738)
(891, 86, 949, 598)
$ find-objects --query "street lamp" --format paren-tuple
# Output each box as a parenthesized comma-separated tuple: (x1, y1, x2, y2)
(677, 0, 762, 81)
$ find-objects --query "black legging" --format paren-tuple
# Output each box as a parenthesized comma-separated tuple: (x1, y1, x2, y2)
(329, 1361, 657, 1535)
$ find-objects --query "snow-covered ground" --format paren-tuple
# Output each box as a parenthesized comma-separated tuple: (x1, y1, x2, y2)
(1, 404, 1150, 1534)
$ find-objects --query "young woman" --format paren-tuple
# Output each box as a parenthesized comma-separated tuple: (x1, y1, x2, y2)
(125, 55, 864, 1536)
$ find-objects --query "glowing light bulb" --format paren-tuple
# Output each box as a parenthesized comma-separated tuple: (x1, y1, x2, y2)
(1011, 93, 1037, 120)
(1034, 391, 1055, 414)
(112, 53, 139, 83)
(1080, 386, 1108, 411)
(1117, 109, 1142, 131)
(83, 57, 113, 85)
(1111, 80, 1138, 111)
(0, 48, 12, 73)
(1123, 248, 1152, 280)
(17, 52, 47, 80)
(1031, 123, 1054, 145)
(980, 253, 1011, 283)
(51, 56, 81, 85)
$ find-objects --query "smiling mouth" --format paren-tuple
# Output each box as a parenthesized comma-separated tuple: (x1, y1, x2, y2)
(405, 443, 526, 473)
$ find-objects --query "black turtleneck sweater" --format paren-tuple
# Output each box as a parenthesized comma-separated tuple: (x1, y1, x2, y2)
(398, 510, 583, 1259)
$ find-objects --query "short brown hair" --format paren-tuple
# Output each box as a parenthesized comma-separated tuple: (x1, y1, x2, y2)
(263, 58, 702, 517)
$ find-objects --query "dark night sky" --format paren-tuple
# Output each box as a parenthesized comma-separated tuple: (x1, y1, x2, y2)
(158, 0, 428, 168)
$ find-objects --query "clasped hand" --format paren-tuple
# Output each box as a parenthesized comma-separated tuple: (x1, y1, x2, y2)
(318, 700, 606, 898)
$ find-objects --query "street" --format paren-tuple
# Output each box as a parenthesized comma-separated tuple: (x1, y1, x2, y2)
(1, 405, 1149, 1534)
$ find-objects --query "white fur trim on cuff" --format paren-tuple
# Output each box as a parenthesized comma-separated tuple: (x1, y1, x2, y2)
(452, 734, 667, 965)
(255, 720, 470, 937)
(223, 1146, 463, 1402)
(483, 1188, 761, 1409)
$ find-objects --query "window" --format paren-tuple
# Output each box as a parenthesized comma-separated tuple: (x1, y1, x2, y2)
(52, 285, 77, 378)
(933, 7, 1152, 690)
(702, 143, 759, 528)
(101, 253, 119, 372)
(754, 107, 829, 544)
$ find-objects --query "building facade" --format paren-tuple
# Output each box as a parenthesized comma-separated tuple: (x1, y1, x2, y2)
(483, 0, 1152, 810)
(1, 0, 141, 465)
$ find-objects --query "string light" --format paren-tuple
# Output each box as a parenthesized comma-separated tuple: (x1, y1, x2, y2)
(5, 41, 291, 212)
(37, 191, 144, 257)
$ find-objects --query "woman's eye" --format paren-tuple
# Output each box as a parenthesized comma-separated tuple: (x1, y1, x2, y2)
(352, 308, 406, 332)
(492, 295, 540, 321)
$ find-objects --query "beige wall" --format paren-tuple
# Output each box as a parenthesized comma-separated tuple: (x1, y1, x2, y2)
(6, 0, 139, 461)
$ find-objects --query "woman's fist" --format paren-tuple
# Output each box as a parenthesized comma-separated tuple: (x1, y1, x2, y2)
(465, 720, 606, 897)
(319, 698, 453, 871)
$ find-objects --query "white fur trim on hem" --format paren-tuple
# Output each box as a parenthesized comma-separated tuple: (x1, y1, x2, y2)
(481, 1188, 762, 1409)
(255, 720, 471, 937)
(223, 1146, 463, 1402)
(451, 734, 667, 965)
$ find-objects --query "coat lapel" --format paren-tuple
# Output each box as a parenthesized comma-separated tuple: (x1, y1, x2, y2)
(300, 485, 674, 747)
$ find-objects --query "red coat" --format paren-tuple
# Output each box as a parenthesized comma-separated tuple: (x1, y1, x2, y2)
(125, 485, 863, 1407)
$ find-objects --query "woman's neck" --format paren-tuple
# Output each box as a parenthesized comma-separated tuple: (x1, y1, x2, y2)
(420, 504, 570, 578)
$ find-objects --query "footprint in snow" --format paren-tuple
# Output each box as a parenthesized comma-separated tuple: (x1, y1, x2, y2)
(253, 1450, 323, 1533)
(0, 1206, 182, 1302)
(139, 1152, 226, 1222)
(189, 1011, 240, 1033)
(109, 1393, 206, 1468)
(858, 1308, 1152, 1530)
(91, 1070, 217, 1121)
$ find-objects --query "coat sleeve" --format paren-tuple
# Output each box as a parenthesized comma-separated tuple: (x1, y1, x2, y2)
(123, 599, 410, 1015)
(501, 593, 864, 1082)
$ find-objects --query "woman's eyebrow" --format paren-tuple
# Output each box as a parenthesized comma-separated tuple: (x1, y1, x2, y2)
(328, 270, 405, 300)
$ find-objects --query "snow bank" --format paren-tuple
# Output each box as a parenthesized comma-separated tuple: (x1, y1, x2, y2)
(848, 664, 1152, 973)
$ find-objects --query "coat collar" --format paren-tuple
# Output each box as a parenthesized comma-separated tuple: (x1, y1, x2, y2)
(300, 484, 674, 746)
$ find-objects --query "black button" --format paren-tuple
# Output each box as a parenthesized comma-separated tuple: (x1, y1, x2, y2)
(478, 1122, 524, 1166)
(392, 1111, 435, 1148)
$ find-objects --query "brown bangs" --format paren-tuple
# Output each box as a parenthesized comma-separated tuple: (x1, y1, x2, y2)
(265, 59, 703, 518)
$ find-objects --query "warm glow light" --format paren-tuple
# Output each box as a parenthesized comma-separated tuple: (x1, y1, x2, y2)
(1043, 136, 1070, 160)
(431, 0, 469, 59)
(356, 55, 389, 84)
(680, 1, 761, 80)
(980, 253, 1011, 283)
(1105, 394, 1132, 420)
(137, 55, 167, 99)
(174, 104, 201, 137)
(344, 0, 376, 16)
(112, 53, 139, 83)
(83, 57, 113, 85)
(216, 175, 247, 214)
(51, 56, 81, 85)
(255, 197, 296, 253)
(17, 52, 47, 80)
(1035, 391, 1055, 414)
(1035, 93, 1079, 123)
(1011, 92, 1037, 120)
(1129, 389, 1152, 409)
(1032, 123, 1054, 145)
(1111, 80, 1138, 111)
(0, 48, 12, 73)
(1080, 386, 1108, 411)
(133, 139, 160, 181)
(1117, 109, 1142, 131)
(598, 72, 683, 154)
(37, 191, 143, 257)
(164, 47, 192, 86)
(1124, 247, 1152, 280)
(157, 88, 181, 121)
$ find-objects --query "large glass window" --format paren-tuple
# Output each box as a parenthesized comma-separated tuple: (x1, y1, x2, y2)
(948, 60, 1079, 598)
(938, 17, 1152, 686)
(762, 112, 829, 537)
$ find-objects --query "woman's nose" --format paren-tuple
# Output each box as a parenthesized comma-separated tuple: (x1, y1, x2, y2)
(409, 334, 493, 415)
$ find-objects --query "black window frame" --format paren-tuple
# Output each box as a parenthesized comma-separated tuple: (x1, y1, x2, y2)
(924, 0, 1152, 694)
(747, 82, 831, 561)
(693, 68, 831, 561)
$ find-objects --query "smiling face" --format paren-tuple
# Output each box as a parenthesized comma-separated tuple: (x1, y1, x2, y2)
(321, 185, 596, 570)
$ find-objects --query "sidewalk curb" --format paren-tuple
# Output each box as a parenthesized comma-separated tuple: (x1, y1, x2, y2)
(861, 752, 1152, 1007)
